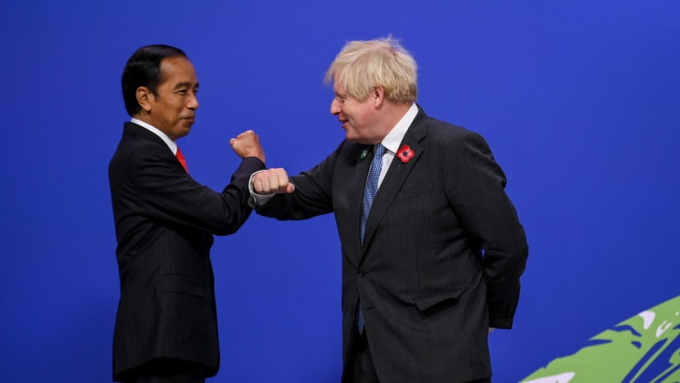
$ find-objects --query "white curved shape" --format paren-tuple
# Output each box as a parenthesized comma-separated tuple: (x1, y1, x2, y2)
(524, 372, 575, 383)
(638, 310, 655, 330)
(656, 320, 672, 337)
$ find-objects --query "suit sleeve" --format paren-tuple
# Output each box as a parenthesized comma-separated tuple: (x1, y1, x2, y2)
(444, 130, 529, 329)
(129, 144, 266, 235)
(255, 145, 340, 220)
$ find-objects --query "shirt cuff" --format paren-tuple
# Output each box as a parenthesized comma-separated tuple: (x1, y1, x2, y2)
(248, 170, 275, 207)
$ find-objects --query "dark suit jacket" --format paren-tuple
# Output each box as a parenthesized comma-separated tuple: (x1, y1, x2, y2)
(256, 107, 528, 383)
(108, 122, 265, 381)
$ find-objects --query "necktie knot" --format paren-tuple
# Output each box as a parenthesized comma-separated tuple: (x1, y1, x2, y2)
(176, 147, 189, 174)
(374, 144, 385, 158)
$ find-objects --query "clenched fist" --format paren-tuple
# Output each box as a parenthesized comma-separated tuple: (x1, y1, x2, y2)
(230, 130, 265, 163)
(251, 168, 295, 194)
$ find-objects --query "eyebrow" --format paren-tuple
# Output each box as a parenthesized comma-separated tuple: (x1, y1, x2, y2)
(174, 81, 199, 90)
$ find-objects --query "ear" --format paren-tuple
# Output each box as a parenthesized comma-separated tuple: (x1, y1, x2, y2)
(373, 86, 385, 107)
(136, 86, 154, 113)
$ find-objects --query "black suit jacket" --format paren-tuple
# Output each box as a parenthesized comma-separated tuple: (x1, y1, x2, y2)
(256, 108, 528, 383)
(108, 122, 265, 380)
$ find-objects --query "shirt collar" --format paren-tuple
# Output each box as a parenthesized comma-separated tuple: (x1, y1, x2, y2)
(381, 103, 418, 154)
(131, 118, 177, 155)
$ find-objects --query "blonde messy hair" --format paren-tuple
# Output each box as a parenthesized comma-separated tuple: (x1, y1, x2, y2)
(324, 36, 418, 103)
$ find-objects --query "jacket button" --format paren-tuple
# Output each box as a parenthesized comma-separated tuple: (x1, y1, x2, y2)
(358, 271, 366, 277)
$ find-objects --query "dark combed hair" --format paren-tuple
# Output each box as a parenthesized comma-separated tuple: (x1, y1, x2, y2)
(121, 44, 187, 116)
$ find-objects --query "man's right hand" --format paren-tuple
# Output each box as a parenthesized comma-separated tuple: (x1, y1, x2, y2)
(251, 168, 296, 194)
(230, 130, 266, 163)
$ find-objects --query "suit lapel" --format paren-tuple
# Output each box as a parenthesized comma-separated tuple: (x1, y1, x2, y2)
(338, 143, 373, 264)
(360, 110, 428, 258)
(124, 122, 185, 172)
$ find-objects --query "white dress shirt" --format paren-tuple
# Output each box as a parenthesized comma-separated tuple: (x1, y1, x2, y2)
(131, 118, 177, 155)
(375, 103, 418, 186)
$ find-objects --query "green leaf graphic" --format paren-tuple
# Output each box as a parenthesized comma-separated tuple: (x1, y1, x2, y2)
(521, 295, 680, 383)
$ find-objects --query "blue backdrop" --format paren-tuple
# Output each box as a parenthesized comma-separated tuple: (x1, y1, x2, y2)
(1, 1, 679, 382)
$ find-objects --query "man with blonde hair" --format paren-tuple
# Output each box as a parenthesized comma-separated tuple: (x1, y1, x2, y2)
(251, 36, 528, 383)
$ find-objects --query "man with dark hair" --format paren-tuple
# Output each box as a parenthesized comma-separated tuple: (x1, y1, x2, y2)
(109, 44, 266, 382)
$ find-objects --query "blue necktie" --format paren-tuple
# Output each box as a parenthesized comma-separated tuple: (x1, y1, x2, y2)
(357, 144, 385, 334)
(360, 144, 385, 243)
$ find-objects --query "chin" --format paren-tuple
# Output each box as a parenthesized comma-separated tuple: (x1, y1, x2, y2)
(345, 131, 360, 142)
(346, 134, 370, 145)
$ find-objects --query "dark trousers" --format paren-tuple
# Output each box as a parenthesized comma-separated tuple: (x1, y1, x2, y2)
(343, 329, 380, 383)
(342, 330, 492, 383)
(119, 358, 206, 383)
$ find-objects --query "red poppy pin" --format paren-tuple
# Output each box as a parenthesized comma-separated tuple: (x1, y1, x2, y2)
(397, 144, 415, 163)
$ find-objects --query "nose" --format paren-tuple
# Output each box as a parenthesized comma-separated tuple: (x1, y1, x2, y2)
(187, 93, 199, 110)
(330, 98, 340, 115)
